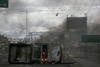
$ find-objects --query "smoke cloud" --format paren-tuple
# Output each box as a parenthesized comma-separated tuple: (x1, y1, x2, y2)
(0, 0, 100, 38)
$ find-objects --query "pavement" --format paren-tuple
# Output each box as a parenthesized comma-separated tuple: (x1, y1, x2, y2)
(0, 63, 85, 67)
(1, 53, 100, 67)
(74, 58, 100, 67)
(0, 54, 85, 67)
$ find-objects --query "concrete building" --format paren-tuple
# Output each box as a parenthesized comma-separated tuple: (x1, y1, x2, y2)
(65, 17, 88, 58)
(67, 17, 87, 41)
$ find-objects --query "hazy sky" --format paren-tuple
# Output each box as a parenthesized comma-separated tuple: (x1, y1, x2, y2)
(0, 0, 100, 38)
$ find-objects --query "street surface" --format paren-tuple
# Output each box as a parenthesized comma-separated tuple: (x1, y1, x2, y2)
(0, 54, 84, 67)
(0, 54, 100, 67)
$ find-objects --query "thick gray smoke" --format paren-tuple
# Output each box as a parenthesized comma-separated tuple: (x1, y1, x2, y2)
(88, 10, 100, 34)
(0, 0, 100, 38)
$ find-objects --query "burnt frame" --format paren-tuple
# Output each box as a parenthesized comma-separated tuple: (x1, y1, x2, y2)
(8, 43, 32, 64)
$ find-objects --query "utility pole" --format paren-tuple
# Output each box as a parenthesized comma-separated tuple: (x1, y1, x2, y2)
(25, 9, 28, 43)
